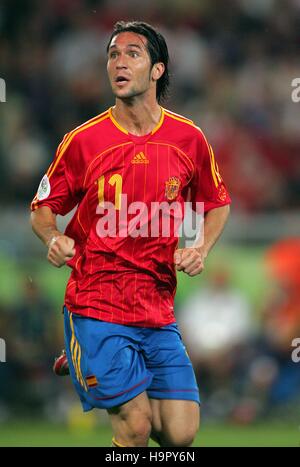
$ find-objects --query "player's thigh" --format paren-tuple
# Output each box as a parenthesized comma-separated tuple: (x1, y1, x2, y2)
(150, 398, 200, 447)
(108, 391, 153, 445)
(144, 324, 200, 404)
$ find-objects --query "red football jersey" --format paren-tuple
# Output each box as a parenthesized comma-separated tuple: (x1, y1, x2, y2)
(31, 107, 231, 327)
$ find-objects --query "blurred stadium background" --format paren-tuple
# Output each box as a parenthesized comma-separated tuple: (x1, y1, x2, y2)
(0, 0, 300, 447)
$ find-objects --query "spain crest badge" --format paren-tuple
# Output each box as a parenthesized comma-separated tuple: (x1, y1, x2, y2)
(165, 176, 181, 201)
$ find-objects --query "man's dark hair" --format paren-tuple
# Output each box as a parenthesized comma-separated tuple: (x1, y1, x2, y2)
(107, 21, 170, 103)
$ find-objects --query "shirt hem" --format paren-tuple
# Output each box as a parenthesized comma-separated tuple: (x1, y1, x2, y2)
(64, 303, 176, 328)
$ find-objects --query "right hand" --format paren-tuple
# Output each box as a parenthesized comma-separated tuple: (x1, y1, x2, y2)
(47, 235, 76, 268)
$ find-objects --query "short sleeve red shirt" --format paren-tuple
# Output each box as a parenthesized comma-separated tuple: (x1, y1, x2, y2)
(31, 108, 231, 327)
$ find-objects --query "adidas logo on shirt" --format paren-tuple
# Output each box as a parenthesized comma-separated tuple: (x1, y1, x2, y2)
(131, 152, 149, 164)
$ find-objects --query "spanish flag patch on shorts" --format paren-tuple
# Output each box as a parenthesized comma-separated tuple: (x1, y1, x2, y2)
(86, 375, 98, 388)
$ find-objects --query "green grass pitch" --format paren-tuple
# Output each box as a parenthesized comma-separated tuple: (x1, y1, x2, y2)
(0, 421, 299, 447)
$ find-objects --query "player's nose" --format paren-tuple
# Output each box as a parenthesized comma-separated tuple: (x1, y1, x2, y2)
(116, 61, 128, 70)
(115, 53, 128, 69)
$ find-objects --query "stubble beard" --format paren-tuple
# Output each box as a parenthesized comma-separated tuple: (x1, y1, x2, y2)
(114, 87, 146, 105)
(113, 75, 152, 104)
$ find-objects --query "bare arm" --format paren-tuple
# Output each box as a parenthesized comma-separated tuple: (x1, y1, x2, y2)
(31, 206, 75, 268)
(195, 204, 230, 258)
(174, 204, 230, 276)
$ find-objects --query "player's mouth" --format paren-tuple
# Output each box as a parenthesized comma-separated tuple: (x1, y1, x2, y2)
(115, 76, 130, 87)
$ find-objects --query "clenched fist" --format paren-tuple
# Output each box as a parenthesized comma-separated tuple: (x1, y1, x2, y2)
(47, 235, 76, 268)
(174, 247, 206, 277)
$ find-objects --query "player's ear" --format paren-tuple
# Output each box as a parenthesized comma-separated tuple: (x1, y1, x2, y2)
(152, 62, 165, 82)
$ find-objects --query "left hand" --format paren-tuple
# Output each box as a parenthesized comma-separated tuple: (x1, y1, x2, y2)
(174, 248, 205, 277)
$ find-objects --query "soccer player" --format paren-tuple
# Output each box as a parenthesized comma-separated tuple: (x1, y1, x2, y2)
(30, 21, 230, 447)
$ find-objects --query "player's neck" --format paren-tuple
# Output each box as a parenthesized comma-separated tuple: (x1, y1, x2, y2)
(112, 98, 162, 136)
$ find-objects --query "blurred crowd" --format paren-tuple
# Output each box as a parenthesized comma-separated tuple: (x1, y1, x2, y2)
(1, 0, 300, 211)
(0, 0, 300, 424)
(179, 239, 300, 423)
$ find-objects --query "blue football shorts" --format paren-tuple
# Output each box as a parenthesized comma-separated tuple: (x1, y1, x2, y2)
(64, 307, 200, 411)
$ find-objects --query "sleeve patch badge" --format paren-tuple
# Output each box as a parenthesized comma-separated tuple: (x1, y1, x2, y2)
(218, 184, 227, 202)
(37, 174, 51, 200)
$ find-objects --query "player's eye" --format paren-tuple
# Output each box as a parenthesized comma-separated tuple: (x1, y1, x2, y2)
(109, 52, 118, 59)
(128, 51, 139, 58)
